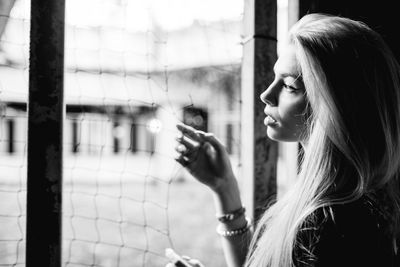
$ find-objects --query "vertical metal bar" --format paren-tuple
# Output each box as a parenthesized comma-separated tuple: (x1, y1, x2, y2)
(241, 0, 278, 222)
(288, 0, 299, 29)
(26, 0, 65, 266)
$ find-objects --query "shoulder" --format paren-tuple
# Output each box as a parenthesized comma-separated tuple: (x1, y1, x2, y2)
(294, 195, 398, 267)
(324, 195, 386, 235)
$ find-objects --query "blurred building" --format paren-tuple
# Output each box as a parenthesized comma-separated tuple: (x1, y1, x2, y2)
(0, 0, 242, 182)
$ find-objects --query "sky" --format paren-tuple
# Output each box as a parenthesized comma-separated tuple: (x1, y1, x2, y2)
(67, 0, 244, 31)
(11, 0, 245, 32)
(10, 0, 289, 34)
(5, 0, 288, 69)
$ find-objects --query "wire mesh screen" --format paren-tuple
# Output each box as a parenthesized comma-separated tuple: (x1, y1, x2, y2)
(62, 0, 243, 266)
(0, 0, 301, 266)
(0, 0, 243, 266)
(0, 0, 28, 265)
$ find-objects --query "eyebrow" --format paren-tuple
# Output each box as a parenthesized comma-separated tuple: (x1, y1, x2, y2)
(274, 71, 303, 84)
(271, 67, 304, 89)
(273, 65, 302, 80)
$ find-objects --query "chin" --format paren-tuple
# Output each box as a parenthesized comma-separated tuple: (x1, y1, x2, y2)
(266, 127, 300, 142)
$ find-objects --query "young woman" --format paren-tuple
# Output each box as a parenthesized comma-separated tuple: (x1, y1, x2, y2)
(169, 13, 400, 267)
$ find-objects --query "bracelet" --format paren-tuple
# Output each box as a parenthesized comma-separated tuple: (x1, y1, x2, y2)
(216, 206, 246, 223)
(216, 217, 252, 237)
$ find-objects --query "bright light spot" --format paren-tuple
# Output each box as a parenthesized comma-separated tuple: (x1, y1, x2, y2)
(147, 118, 163, 133)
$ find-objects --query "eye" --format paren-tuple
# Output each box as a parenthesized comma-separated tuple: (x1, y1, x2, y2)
(283, 83, 300, 93)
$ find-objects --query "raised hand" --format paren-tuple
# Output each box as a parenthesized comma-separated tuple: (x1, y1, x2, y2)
(174, 123, 236, 192)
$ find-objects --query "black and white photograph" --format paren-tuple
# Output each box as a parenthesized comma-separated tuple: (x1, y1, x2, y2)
(0, 0, 399, 266)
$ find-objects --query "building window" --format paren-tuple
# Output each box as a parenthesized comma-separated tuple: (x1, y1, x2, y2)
(113, 121, 120, 154)
(226, 123, 233, 155)
(72, 119, 79, 153)
(130, 122, 137, 153)
(183, 107, 208, 132)
(7, 119, 14, 154)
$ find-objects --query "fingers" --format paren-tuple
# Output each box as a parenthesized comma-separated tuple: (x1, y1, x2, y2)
(175, 143, 188, 154)
(187, 259, 204, 267)
(175, 153, 191, 167)
(197, 131, 225, 155)
(181, 256, 204, 267)
(182, 256, 191, 261)
(175, 123, 221, 169)
(165, 248, 202, 267)
(175, 139, 199, 164)
(165, 260, 201, 267)
(180, 255, 204, 267)
(178, 123, 222, 151)
(176, 123, 204, 143)
(176, 135, 197, 150)
(175, 124, 203, 167)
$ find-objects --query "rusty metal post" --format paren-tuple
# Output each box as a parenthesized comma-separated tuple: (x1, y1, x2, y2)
(241, 0, 278, 222)
(26, 0, 65, 266)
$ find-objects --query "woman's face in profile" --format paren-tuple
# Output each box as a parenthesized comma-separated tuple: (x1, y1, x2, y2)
(260, 45, 309, 142)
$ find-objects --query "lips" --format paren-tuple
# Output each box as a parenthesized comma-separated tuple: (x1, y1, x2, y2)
(264, 114, 278, 126)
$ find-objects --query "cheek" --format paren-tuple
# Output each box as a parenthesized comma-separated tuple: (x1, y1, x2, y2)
(278, 98, 307, 124)
(277, 98, 308, 136)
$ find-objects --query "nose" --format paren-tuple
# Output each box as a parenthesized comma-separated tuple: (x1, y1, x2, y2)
(260, 81, 278, 106)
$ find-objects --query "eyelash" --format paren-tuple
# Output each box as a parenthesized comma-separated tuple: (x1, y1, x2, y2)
(282, 83, 299, 93)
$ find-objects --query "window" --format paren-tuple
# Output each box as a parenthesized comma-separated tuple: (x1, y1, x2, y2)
(7, 119, 14, 154)
(226, 123, 233, 154)
(72, 119, 79, 153)
(183, 106, 208, 132)
(130, 122, 137, 153)
(113, 120, 120, 154)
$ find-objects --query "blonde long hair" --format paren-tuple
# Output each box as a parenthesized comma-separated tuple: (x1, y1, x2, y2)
(245, 14, 400, 267)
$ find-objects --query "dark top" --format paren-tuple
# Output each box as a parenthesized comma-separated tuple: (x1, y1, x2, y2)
(293, 196, 400, 267)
